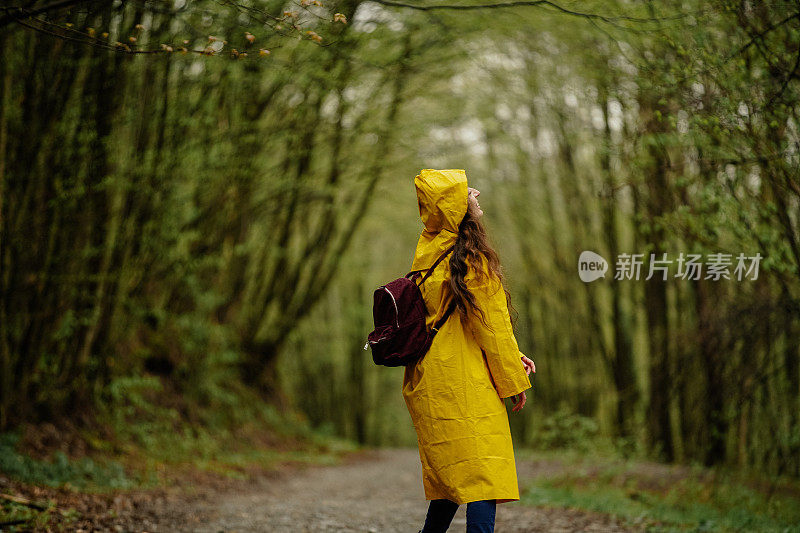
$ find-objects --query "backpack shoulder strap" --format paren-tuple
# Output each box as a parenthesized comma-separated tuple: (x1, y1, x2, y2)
(406, 245, 458, 333)
(411, 245, 455, 286)
(431, 298, 457, 333)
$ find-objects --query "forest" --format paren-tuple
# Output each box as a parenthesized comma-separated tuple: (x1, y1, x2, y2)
(1, 0, 799, 530)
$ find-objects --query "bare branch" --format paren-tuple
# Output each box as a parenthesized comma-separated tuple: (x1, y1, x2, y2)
(371, 0, 700, 24)
(726, 11, 800, 62)
(0, 0, 104, 28)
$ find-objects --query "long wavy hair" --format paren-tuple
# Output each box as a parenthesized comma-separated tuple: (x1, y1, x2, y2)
(448, 200, 517, 331)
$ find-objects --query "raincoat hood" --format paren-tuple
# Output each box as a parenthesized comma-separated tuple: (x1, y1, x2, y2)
(410, 169, 468, 271)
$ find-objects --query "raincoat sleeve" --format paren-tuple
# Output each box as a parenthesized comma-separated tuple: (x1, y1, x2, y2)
(465, 258, 532, 399)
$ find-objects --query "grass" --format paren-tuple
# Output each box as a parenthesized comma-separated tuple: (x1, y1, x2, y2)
(85, 374, 358, 486)
(0, 418, 358, 531)
(0, 376, 360, 531)
(0, 432, 136, 491)
(518, 448, 800, 532)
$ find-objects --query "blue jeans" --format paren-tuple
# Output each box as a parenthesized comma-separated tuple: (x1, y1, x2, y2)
(420, 498, 496, 533)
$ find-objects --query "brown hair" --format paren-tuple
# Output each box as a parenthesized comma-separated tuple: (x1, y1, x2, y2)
(448, 200, 517, 331)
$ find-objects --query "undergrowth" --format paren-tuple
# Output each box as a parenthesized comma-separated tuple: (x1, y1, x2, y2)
(519, 448, 800, 533)
(0, 374, 358, 530)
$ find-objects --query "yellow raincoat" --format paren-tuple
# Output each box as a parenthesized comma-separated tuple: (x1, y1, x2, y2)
(402, 168, 532, 505)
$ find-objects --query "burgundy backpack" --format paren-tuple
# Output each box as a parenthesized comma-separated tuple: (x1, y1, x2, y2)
(363, 245, 457, 367)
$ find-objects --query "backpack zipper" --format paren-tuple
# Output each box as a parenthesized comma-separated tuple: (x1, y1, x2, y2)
(383, 286, 400, 328)
(364, 286, 401, 350)
(364, 334, 391, 350)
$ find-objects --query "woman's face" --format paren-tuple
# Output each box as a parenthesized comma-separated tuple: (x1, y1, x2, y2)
(467, 187, 483, 218)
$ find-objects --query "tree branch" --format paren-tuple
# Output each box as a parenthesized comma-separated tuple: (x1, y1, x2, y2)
(0, 0, 104, 28)
(371, 0, 698, 23)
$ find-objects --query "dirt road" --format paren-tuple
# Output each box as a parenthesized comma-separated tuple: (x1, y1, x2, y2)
(143, 448, 640, 533)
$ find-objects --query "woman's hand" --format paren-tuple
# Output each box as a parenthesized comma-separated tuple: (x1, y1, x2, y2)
(521, 355, 536, 375)
(510, 355, 534, 412)
(510, 391, 527, 412)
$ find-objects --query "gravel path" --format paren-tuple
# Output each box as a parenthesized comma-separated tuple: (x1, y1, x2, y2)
(148, 448, 641, 533)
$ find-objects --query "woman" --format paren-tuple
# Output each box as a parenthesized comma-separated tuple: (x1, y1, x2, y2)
(403, 168, 536, 533)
